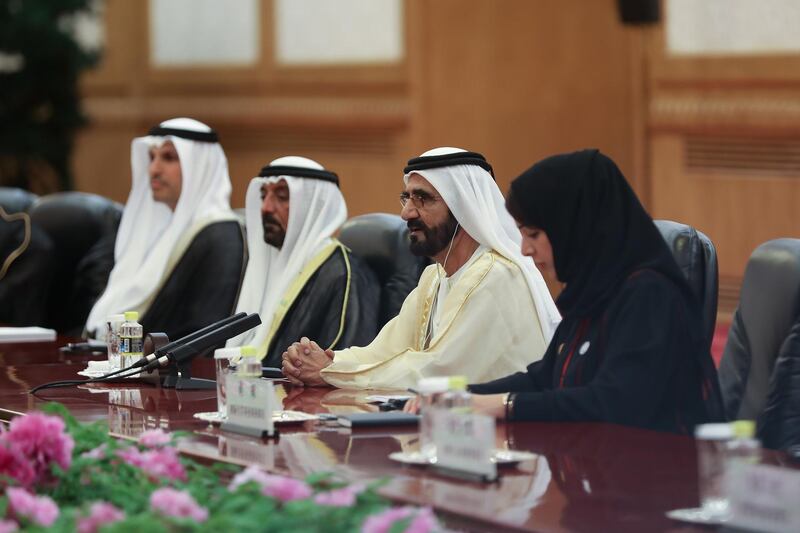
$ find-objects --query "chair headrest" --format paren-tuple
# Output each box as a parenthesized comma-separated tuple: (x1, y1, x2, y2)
(339, 213, 418, 283)
(654, 219, 719, 352)
(721, 238, 800, 420)
(29, 192, 123, 263)
(339, 213, 429, 326)
(655, 219, 707, 297)
(0, 187, 38, 214)
(740, 238, 800, 345)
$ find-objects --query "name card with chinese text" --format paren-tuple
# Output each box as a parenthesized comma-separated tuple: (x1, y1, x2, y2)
(728, 463, 800, 533)
(220, 376, 276, 438)
(433, 410, 497, 482)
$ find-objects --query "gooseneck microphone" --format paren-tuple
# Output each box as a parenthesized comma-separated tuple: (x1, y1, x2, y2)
(131, 312, 248, 368)
(29, 313, 261, 394)
(143, 313, 262, 372)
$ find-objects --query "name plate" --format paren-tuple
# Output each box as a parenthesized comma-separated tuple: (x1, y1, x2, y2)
(728, 463, 800, 533)
(221, 376, 276, 438)
(433, 410, 497, 482)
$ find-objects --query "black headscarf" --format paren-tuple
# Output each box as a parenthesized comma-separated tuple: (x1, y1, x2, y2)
(508, 149, 724, 424)
(508, 148, 694, 321)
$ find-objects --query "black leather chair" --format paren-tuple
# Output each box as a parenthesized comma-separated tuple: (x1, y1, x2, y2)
(29, 192, 123, 335)
(0, 187, 38, 214)
(757, 317, 800, 450)
(718, 238, 800, 421)
(339, 213, 429, 328)
(654, 220, 719, 352)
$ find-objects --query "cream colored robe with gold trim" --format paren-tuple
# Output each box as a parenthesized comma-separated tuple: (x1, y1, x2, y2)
(320, 249, 547, 390)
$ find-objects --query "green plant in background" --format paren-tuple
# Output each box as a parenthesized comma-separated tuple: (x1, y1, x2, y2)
(0, 403, 442, 532)
(0, 0, 101, 193)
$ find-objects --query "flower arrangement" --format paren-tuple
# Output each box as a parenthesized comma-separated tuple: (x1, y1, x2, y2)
(0, 403, 441, 532)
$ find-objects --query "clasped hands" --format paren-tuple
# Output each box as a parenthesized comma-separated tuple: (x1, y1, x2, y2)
(281, 336, 334, 387)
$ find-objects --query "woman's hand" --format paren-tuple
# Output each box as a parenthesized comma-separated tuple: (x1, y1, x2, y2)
(404, 393, 508, 418)
(470, 393, 507, 419)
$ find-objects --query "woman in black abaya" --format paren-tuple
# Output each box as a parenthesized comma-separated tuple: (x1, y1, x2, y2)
(468, 149, 724, 433)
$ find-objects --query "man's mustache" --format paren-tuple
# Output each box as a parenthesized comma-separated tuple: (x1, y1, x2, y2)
(407, 220, 427, 232)
(262, 214, 282, 229)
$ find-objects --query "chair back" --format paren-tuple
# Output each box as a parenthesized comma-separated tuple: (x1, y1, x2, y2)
(339, 213, 429, 327)
(719, 238, 800, 420)
(29, 192, 123, 334)
(655, 219, 719, 352)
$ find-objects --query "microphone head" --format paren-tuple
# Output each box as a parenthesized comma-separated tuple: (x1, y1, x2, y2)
(167, 313, 262, 365)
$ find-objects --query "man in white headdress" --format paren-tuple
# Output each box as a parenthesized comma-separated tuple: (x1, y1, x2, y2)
(282, 148, 561, 389)
(226, 156, 379, 368)
(85, 118, 245, 340)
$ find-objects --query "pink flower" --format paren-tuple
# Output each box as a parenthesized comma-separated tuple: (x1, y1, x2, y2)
(0, 520, 18, 533)
(228, 465, 272, 491)
(138, 429, 171, 448)
(117, 446, 186, 482)
(77, 502, 125, 533)
(362, 506, 440, 533)
(261, 476, 313, 502)
(314, 484, 366, 507)
(6, 487, 60, 527)
(228, 465, 312, 502)
(80, 443, 107, 460)
(1, 413, 74, 484)
(0, 443, 36, 488)
(406, 508, 440, 533)
(150, 488, 208, 522)
(116, 446, 144, 467)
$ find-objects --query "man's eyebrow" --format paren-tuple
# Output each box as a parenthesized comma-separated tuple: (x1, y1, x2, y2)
(409, 187, 433, 196)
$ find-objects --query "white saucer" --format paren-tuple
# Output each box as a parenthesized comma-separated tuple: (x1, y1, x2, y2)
(194, 411, 226, 424)
(388, 451, 433, 465)
(389, 449, 538, 466)
(491, 449, 538, 464)
(665, 507, 729, 526)
(193, 411, 318, 425)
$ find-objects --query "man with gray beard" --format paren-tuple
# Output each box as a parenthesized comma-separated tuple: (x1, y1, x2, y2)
(282, 147, 561, 390)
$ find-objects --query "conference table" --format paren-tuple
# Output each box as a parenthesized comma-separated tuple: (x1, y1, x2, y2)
(1, 338, 795, 532)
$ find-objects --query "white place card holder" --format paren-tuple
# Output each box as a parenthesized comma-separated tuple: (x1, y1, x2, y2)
(728, 463, 800, 533)
(220, 376, 277, 438)
(432, 410, 497, 482)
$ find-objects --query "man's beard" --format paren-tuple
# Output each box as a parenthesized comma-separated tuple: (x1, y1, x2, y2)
(407, 212, 458, 257)
(262, 214, 286, 248)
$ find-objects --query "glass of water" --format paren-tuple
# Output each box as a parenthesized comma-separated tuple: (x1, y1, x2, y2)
(214, 347, 240, 418)
(695, 423, 734, 520)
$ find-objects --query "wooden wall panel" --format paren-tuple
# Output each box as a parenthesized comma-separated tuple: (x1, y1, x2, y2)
(73, 113, 410, 214)
(73, 0, 639, 214)
(646, 20, 800, 313)
(650, 135, 800, 275)
(407, 0, 639, 193)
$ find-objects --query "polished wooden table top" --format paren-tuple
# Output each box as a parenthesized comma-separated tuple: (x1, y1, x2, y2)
(1, 338, 795, 532)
